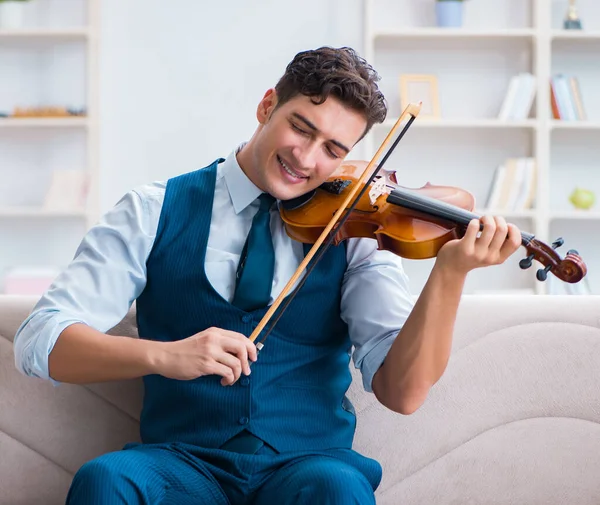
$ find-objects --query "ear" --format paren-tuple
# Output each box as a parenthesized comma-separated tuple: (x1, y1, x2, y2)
(257, 88, 278, 125)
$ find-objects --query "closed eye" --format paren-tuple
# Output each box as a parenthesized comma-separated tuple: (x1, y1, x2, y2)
(290, 122, 309, 136)
(325, 146, 340, 159)
(290, 120, 340, 159)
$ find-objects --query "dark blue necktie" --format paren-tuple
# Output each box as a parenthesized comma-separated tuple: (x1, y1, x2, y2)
(232, 193, 276, 311)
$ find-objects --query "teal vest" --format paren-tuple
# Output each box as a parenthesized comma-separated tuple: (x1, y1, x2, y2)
(135, 159, 357, 452)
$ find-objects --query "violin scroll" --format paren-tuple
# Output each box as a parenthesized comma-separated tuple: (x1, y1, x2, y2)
(519, 236, 587, 283)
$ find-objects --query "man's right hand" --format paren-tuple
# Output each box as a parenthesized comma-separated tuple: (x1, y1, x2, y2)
(154, 327, 257, 386)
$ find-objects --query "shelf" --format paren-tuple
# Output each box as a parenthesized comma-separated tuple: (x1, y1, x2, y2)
(550, 211, 600, 220)
(375, 119, 537, 130)
(550, 121, 600, 130)
(0, 28, 89, 40)
(475, 209, 536, 219)
(0, 207, 86, 218)
(551, 30, 600, 41)
(0, 118, 88, 128)
(374, 28, 535, 40)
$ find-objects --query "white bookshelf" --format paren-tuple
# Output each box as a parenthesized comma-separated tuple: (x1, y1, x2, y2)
(0, 0, 99, 294)
(362, 0, 599, 296)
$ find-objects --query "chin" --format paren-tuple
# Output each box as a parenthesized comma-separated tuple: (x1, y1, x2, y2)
(266, 170, 313, 202)
(268, 182, 311, 202)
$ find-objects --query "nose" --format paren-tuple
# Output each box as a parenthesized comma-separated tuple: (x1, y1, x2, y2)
(292, 142, 319, 171)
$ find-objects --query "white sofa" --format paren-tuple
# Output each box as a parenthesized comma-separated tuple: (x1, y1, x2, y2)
(2, 294, 600, 504)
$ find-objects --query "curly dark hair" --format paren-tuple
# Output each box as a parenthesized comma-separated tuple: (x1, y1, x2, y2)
(274, 46, 387, 140)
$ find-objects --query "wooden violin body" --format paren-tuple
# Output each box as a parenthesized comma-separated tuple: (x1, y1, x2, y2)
(281, 160, 477, 260)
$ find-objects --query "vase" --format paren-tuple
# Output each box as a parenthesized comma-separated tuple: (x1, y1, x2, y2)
(435, 1, 464, 28)
(0, 1, 26, 29)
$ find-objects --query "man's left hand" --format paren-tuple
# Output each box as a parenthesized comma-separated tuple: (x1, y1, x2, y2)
(435, 215, 522, 276)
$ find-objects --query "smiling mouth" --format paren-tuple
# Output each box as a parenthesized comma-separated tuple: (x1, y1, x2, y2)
(277, 155, 308, 180)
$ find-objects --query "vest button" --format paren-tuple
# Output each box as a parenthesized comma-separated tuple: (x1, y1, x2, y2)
(241, 314, 252, 323)
(240, 377, 250, 386)
(238, 416, 249, 425)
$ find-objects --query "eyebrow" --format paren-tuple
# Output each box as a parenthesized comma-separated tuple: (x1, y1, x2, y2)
(291, 112, 351, 154)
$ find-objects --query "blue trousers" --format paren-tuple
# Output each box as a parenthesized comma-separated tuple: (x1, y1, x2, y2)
(66, 439, 380, 504)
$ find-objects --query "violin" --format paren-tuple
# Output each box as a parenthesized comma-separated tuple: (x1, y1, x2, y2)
(247, 103, 587, 348)
(279, 159, 587, 284)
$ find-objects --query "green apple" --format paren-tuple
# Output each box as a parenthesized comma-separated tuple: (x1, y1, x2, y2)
(569, 187, 595, 210)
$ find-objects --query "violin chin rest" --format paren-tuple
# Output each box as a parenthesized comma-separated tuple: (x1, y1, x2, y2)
(280, 190, 316, 210)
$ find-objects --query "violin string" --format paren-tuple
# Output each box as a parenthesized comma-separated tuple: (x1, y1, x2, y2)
(257, 115, 418, 347)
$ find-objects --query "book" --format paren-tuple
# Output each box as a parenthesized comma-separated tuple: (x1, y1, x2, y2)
(483, 157, 536, 212)
(498, 73, 537, 120)
(550, 74, 587, 120)
(3, 266, 61, 295)
(43, 169, 90, 212)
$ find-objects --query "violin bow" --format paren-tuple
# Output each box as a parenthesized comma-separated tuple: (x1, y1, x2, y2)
(248, 102, 422, 350)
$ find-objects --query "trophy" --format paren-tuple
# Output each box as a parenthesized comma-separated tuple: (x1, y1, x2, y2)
(564, 0, 582, 30)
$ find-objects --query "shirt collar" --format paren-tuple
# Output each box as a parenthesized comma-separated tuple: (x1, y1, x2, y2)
(220, 142, 264, 214)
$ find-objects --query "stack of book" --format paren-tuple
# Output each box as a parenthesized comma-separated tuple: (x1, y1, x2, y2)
(2, 266, 61, 295)
(43, 169, 90, 212)
(497, 72, 537, 120)
(483, 157, 536, 212)
(550, 74, 586, 120)
(547, 274, 593, 295)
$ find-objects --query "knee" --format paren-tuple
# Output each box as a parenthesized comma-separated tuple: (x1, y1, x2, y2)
(295, 462, 375, 504)
(67, 452, 146, 504)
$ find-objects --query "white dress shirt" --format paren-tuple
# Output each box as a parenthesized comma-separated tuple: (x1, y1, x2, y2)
(13, 144, 415, 392)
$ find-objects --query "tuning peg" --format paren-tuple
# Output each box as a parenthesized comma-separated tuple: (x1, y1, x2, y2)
(537, 265, 552, 281)
(552, 237, 564, 249)
(519, 254, 535, 269)
(567, 249, 579, 256)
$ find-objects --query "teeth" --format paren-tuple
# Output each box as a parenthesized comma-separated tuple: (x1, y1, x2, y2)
(278, 156, 305, 179)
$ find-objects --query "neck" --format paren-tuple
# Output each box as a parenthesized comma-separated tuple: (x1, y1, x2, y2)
(235, 137, 267, 193)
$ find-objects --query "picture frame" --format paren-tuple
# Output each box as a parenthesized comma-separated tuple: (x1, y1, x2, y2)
(399, 74, 441, 119)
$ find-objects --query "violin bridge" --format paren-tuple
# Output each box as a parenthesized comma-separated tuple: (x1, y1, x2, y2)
(369, 175, 392, 206)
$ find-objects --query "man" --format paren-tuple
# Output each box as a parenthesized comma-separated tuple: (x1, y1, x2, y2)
(14, 46, 521, 504)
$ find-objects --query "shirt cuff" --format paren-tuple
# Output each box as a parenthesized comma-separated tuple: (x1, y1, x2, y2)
(354, 331, 397, 393)
(15, 316, 85, 385)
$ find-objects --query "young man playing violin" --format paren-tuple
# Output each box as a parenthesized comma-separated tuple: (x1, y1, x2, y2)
(14, 46, 522, 504)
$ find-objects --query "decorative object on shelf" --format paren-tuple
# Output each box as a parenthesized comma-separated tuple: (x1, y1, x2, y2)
(435, 0, 466, 28)
(10, 106, 86, 117)
(569, 187, 595, 210)
(399, 74, 440, 119)
(0, 0, 31, 30)
(563, 0, 582, 30)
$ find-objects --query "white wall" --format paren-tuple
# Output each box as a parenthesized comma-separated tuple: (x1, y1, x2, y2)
(99, 0, 363, 211)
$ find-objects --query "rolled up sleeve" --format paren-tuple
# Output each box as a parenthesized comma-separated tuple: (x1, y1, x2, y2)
(13, 184, 163, 382)
(341, 237, 415, 393)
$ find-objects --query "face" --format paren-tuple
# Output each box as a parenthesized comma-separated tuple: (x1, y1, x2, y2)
(240, 89, 367, 201)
